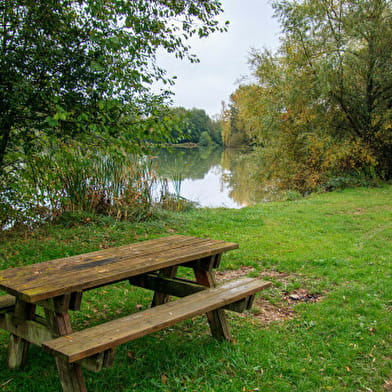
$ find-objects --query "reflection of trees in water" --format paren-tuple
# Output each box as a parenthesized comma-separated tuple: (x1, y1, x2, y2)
(220, 149, 267, 206)
(154, 147, 271, 206)
(155, 147, 223, 180)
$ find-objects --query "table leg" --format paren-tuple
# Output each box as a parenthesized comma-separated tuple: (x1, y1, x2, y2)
(44, 296, 87, 392)
(151, 266, 178, 307)
(7, 300, 35, 369)
(193, 266, 232, 341)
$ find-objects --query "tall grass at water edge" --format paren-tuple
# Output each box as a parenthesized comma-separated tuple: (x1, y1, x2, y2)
(0, 146, 188, 230)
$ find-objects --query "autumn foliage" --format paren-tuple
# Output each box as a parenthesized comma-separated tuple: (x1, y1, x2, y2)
(220, 0, 392, 193)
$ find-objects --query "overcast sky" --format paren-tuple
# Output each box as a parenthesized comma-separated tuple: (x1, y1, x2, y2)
(156, 0, 281, 117)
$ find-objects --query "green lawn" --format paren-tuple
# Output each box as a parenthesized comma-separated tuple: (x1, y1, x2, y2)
(0, 185, 391, 391)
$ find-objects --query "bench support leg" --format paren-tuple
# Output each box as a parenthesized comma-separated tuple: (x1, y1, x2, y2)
(56, 359, 87, 392)
(193, 266, 231, 341)
(44, 295, 87, 392)
(7, 300, 35, 369)
(151, 266, 178, 307)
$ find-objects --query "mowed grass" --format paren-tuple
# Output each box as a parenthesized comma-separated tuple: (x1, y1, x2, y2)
(0, 185, 391, 391)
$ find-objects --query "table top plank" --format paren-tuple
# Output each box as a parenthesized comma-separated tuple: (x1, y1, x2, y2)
(0, 235, 205, 288)
(0, 236, 238, 303)
(6, 237, 225, 291)
(0, 235, 193, 282)
(17, 240, 237, 301)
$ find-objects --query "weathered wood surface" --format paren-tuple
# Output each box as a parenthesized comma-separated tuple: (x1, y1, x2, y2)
(129, 273, 207, 297)
(0, 313, 54, 346)
(42, 278, 271, 363)
(80, 349, 116, 373)
(0, 236, 238, 303)
(151, 266, 178, 307)
(44, 294, 87, 392)
(0, 295, 16, 312)
(130, 273, 256, 313)
(6, 299, 36, 369)
(193, 265, 231, 340)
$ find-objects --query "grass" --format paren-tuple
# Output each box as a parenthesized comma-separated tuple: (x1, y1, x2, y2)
(0, 185, 391, 391)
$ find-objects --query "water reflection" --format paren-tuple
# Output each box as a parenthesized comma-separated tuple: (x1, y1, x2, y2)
(153, 147, 265, 208)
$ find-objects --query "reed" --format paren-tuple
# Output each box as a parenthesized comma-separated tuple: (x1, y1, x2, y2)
(3, 145, 173, 228)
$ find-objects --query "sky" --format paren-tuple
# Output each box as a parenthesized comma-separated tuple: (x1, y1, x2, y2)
(156, 0, 281, 117)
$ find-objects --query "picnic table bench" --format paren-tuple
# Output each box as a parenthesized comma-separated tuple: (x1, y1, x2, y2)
(0, 235, 271, 391)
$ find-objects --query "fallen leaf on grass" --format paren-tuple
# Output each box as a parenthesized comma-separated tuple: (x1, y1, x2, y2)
(127, 350, 136, 359)
(384, 379, 392, 391)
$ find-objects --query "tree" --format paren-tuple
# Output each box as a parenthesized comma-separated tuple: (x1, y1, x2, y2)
(226, 0, 392, 191)
(166, 107, 222, 144)
(198, 131, 213, 146)
(0, 0, 227, 169)
(186, 108, 213, 142)
(272, 0, 392, 178)
(220, 97, 251, 148)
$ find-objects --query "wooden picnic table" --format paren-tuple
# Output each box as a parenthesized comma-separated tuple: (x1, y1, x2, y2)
(0, 235, 271, 391)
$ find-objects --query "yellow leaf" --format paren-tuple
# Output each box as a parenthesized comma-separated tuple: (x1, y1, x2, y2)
(161, 374, 168, 385)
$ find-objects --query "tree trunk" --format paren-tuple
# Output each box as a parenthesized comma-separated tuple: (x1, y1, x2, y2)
(0, 120, 12, 170)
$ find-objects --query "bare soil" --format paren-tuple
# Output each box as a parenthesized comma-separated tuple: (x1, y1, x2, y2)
(216, 267, 324, 324)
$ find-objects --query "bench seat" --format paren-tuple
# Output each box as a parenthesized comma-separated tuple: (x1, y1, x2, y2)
(42, 278, 270, 364)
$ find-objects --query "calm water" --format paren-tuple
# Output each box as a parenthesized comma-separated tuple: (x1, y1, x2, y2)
(153, 147, 266, 208)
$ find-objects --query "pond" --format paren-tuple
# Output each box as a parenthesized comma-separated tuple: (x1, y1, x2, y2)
(153, 147, 268, 208)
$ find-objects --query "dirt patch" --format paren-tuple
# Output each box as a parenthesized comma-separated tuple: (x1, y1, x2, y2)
(250, 287, 323, 324)
(384, 379, 392, 392)
(251, 297, 295, 323)
(258, 269, 320, 289)
(282, 288, 323, 304)
(217, 268, 324, 325)
(258, 270, 290, 279)
(215, 266, 255, 282)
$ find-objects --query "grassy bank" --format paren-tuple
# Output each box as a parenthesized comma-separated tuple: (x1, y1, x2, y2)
(0, 185, 391, 391)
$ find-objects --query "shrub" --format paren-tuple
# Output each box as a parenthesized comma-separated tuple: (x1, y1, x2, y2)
(198, 131, 213, 146)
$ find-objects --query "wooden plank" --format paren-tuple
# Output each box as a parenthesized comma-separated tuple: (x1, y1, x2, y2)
(45, 278, 268, 362)
(55, 359, 87, 392)
(69, 291, 83, 311)
(129, 273, 207, 297)
(79, 348, 116, 372)
(0, 295, 15, 312)
(0, 236, 203, 286)
(42, 278, 271, 363)
(0, 237, 238, 302)
(0, 313, 55, 346)
(0, 236, 198, 294)
(183, 254, 222, 270)
(6, 299, 36, 369)
(131, 274, 256, 311)
(224, 295, 255, 312)
(4, 239, 238, 303)
(131, 274, 255, 313)
(38, 294, 72, 313)
(43, 295, 87, 392)
(151, 266, 178, 307)
(193, 265, 231, 341)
